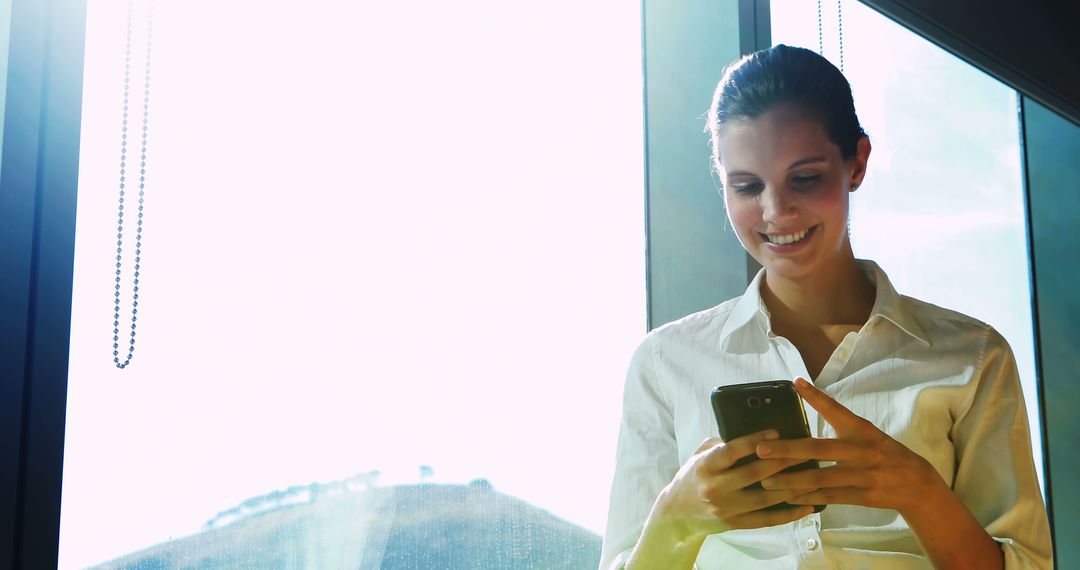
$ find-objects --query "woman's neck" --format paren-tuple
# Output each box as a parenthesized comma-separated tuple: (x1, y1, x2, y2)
(761, 255, 876, 331)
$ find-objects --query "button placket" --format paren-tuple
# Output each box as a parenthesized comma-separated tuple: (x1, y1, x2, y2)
(794, 515, 824, 564)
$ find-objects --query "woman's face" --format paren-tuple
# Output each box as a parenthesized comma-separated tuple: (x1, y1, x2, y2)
(716, 103, 869, 281)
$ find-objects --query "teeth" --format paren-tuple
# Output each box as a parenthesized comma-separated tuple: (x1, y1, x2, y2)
(767, 228, 810, 245)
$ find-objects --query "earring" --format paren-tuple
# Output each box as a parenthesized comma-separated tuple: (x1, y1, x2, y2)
(853, 183, 860, 190)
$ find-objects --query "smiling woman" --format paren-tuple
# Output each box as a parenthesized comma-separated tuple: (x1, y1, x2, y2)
(600, 45, 1052, 570)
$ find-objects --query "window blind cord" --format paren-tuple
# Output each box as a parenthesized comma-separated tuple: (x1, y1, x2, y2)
(817, 0, 823, 56)
(816, 0, 846, 73)
(838, 0, 845, 73)
(113, 0, 153, 369)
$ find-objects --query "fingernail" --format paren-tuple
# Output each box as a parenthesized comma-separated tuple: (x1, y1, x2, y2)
(761, 477, 775, 488)
(765, 430, 780, 440)
(757, 443, 772, 456)
(794, 377, 810, 389)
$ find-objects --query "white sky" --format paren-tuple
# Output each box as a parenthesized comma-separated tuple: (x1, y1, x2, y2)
(60, 1, 645, 567)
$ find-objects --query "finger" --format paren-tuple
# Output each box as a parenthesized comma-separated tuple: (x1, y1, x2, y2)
(721, 457, 807, 489)
(727, 505, 815, 530)
(787, 487, 871, 507)
(792, 377, 871, 435)
(761, 466, 868, 490)
(702, 484, 812, 516)
(703, 429, 779, 472)
(737, 487, 819, 512)
(696, 437, 725, 455)
(756, 437, 870, 462)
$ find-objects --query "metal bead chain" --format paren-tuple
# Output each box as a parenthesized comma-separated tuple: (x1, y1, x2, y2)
(837, 0, 845, 72)
(113, 0, 153, 369)
(818, 0, 847, 73)
(817, 0, 823, 56)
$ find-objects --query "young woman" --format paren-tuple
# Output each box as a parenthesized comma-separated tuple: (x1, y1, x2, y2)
(599, 45, 1052, 570)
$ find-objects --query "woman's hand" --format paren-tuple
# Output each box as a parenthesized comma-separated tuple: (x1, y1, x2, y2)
(626, 429, 819, 569)
(755, 377, 945, 516)
(754, 377, 1004, 569)
(650, 429, 818, 541)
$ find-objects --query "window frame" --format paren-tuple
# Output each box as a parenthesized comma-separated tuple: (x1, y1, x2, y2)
(0, 0, 86, 567)
(642, 0, 769, 330)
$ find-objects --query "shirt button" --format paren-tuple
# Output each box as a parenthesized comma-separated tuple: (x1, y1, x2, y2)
(803, 517, 815, 528)
(837, 348, 850, 361)
(805, 537, 819, 551)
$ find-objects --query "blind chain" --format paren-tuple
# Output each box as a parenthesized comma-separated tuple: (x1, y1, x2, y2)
(113, 0, 153, 369)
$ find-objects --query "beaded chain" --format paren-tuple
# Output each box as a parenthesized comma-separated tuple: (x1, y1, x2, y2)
(817, 0, 846, 73)
(838, 0, 845, 72)
(113, 0, 153, 369)
(817, 0, 823, 56)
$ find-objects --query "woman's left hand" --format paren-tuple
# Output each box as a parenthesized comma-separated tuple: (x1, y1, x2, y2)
(755, 377, 946, 516)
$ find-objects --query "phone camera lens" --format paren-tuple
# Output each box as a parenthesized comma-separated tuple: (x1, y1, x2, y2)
(747, 396, 762, 408)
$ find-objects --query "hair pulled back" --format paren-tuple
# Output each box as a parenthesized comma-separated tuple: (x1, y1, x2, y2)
(707, 44, 867, 166)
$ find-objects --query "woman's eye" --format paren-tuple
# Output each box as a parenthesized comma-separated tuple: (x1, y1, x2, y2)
(733, 182, 763, 194)
(792, 175, 821, 186)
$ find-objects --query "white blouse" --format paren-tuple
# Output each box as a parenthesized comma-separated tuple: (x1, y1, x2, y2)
(600, 260, 1052, 569)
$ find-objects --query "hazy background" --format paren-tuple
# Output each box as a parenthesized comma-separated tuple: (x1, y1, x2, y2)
(61, 1, 645, 567)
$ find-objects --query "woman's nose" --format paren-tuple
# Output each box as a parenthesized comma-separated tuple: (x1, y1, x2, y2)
(761, 187, 799, 224)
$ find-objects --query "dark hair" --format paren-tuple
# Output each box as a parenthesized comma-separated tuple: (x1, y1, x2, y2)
(706, 44, 867, 166)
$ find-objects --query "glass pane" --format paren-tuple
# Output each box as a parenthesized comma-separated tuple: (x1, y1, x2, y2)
(1023, 98, 1080, 567)
(771, 0, 1044, 489)
(60, 1, 644, 568)
(0, 0, 12, 161)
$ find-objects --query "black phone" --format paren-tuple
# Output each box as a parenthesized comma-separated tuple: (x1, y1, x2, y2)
(710, 380, 825, 513)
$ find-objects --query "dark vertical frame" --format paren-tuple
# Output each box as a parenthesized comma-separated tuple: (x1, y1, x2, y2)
(642, 0, 770, 331)
(0, 0, 86, 567)
(738, 0, 771, 57)
(1021, 95, 1079, 569)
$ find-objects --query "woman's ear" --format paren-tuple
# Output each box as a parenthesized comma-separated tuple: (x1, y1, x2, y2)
(850, 136, 871, 191)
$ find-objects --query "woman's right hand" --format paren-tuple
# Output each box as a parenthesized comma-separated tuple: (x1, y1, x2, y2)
(624, 429, 818, 569)
(651, 429, 818, 541)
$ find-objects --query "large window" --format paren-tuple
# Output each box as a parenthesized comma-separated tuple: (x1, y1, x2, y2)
(59, 1, 644, 567)
(772, 0, 1044, 488)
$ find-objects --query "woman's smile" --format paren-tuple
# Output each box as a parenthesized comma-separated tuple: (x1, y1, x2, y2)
(760, 225, 818, 251)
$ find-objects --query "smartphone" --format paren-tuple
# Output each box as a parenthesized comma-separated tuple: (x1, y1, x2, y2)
(710, 380, 824, 513)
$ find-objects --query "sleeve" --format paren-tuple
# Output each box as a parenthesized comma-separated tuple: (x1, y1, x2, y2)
(950, 328, 1053, 569)
(598, 334, 684, 570)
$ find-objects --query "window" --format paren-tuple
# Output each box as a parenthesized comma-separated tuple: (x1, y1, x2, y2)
(59, 1, 644, 567)
(1023, 96, 1080, 566)
(773, 0, 1045, 488)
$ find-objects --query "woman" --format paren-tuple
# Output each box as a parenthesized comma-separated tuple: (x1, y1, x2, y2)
(599, 45, 1051, 569)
